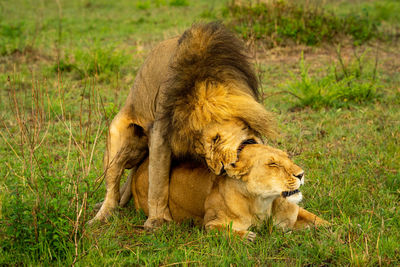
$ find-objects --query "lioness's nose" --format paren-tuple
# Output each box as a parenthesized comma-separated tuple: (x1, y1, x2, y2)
(294, 172, 304, 180)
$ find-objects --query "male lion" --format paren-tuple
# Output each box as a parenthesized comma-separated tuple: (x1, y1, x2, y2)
(90, 22, 277, 228)
(131, 144, 329, 241)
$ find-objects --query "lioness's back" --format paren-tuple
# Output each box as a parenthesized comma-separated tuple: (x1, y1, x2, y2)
(132, 159, 216, 223)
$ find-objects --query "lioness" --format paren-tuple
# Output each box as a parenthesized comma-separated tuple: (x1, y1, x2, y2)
(131, 144, 329, 240)
(91, 22, 277, 228)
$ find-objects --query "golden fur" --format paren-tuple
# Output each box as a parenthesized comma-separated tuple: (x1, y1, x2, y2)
(132, 144, 329, 241)
(90, 22, 277, 228)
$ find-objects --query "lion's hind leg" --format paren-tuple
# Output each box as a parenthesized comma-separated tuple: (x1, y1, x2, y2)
(89, 110, 148, 224)
(92, 168, 136, 210)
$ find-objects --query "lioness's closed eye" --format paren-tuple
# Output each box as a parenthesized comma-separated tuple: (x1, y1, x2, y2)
(131, 144, 329, 241)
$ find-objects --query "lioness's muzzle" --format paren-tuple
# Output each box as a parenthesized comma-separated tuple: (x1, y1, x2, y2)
(282, 189, 300, 198)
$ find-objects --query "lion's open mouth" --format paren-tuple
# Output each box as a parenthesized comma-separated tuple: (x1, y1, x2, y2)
(282, 189, 300, 198)
(236, 139, 258, 158)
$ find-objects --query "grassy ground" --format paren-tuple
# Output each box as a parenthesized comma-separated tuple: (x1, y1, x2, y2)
(1, 0, 399, 265)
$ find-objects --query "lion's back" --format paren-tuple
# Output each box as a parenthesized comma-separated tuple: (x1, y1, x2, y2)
(124, 37, 180, 129)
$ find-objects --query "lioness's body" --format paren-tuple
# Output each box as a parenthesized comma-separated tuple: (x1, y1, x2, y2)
(132, 145, 329, 240)
(133, 159, 214, 224)
(91, 23, 277, 227)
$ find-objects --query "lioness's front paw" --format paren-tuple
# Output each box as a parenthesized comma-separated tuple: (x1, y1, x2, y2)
(245, 231, 257, 242)
(144, 217, 168, 230)
(234, 230, 257, 242)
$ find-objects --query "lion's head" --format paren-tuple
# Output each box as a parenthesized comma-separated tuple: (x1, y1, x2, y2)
(225, 144, 305, 203)
(198, 119, 262, 175)
(171, 81, 277, 175)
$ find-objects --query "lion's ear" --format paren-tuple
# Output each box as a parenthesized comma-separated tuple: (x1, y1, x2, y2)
(229, 96, 278, 139)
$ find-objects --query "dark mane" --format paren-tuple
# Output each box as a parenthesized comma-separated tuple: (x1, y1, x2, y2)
(159, 22, 261, 157)
(169, 22, 259, 102)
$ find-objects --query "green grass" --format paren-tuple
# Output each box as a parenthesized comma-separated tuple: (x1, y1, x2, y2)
(52, 46, 131, 81)
(224, 0, 397, 47)
(284, 50, 380, 109)
(1, 0, 399, 265)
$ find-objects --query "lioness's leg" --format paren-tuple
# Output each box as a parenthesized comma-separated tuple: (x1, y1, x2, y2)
(205, 223, 256, 242)
(144, 122, 172, 229)
(90, 110, 147, 223)
(272, 197, 330, 230)
(294, 207, 330, 229)
(271, 196, 299, 230)
(204, 203, 255, 241)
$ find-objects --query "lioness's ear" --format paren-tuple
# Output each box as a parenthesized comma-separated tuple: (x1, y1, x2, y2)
(229, 96, 278, 139)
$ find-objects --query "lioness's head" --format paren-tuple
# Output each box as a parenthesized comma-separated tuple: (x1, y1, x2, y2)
(225, 144, 304, 203)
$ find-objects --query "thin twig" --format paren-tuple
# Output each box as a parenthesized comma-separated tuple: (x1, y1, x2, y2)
(336, 44, 348, 78)
(0, 129, 23, 162)
(72, 191, 87, 266)
(372, 44, 379, 82)
(55, 113, 86, 163)
(87, 119, 106, 176)
(64, 120, 73, 176)
(263, 90, 303, 100)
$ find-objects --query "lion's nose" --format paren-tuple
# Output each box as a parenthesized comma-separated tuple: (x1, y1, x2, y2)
(294, 172, 304, 180)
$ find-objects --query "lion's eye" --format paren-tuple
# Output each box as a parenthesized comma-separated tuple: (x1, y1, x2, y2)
(268, 163, 279, 167)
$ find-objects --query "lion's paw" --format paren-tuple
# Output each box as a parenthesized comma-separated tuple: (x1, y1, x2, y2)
(144, 217, 168, 230)
(88, 200, 119, 225)
(93, 201, 104, 210)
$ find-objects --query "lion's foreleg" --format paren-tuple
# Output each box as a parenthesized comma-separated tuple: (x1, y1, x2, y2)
(144, 123, 172, 229)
